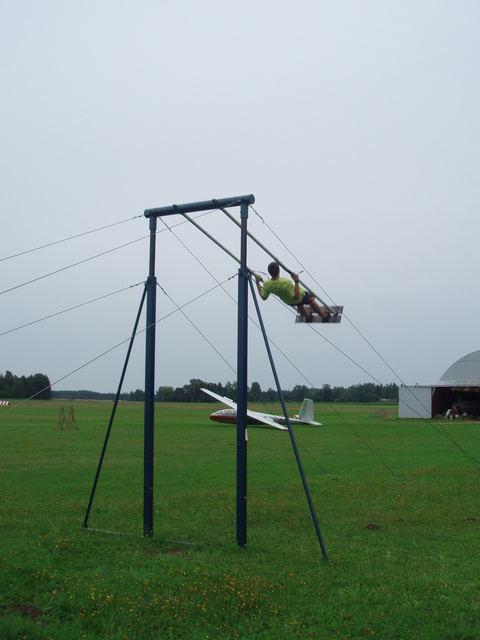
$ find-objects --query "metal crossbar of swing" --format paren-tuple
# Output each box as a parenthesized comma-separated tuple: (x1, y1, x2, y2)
(144, 195, 255, 218)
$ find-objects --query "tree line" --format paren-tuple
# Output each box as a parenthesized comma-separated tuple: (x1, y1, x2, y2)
(156, 379, 398, 404)
(47, 378, 399, 403)
(51, 389, 145, 402)
(0, 371, 52, 400)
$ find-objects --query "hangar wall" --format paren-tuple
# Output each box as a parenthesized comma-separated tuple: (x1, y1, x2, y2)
(399, 351, 480, 419)
(399, 386, 433, 419)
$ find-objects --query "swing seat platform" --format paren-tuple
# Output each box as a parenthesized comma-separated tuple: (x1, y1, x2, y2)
(296, 306, 343, 324)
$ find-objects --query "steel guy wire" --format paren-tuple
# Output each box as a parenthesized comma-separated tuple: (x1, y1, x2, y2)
(0, 235, 150, 296)
(0, 275, 238, 419)
(0, 282, 145, 337)
(0, 210, 213, 263)
(0, 210, 215, 296)
(0, 215, 144, 262)
(157, 283, 237, 376)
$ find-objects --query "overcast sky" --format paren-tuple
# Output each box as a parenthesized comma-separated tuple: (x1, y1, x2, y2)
(1, 1, 479, 395)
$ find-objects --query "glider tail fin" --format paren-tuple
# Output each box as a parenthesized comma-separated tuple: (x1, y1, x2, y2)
(298, 398, 315, 423)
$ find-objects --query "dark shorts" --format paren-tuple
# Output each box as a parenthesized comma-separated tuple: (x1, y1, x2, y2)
(292, 292, 312, 307)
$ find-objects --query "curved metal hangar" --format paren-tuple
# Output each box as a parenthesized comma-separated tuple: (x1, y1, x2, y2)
(399, 350, 480, 419)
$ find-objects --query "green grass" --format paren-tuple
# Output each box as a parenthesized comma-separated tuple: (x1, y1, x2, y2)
(0, 400, 479, 639)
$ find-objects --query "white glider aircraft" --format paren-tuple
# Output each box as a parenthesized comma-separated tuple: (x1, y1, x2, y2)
(201, 388, 322, 430)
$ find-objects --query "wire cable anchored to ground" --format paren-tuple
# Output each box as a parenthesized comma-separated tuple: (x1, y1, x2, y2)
(0, 282, 145, 337)
(0, 215, 144, 263)
(0, 235, 150, 296)
(157, 281, 237, 376)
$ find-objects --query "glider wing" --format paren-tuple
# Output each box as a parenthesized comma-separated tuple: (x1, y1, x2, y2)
(200, 388, 288, 431)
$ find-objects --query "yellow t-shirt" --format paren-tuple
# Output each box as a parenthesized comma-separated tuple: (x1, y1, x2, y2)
(261, 277, 305, 306)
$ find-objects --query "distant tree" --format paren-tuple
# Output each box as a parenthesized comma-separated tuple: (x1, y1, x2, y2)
(335, 388, 355, 403)
(380, 383, 399, 400)
(129, 389, 145, 402)
(31, 373, 52, 400)
(11, 377, 25, 398)
(264, 387, 277, 402)
(291, 385, 310, 402)
(248, 381, 262, 402)
(356, 383, 381, 403)
(0, 371, 51, 399)
(182, 379, 208, 402)
(224, 381, 237, 402)
(0, 371, 15, 397)
(156, 386, 175, 402)
(322, 384, 332, 403)
(334, 383, 381, 403)
(173, 387, 185, 401)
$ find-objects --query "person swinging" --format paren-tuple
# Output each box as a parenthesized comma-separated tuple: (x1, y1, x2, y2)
(255, 262, 330, 323)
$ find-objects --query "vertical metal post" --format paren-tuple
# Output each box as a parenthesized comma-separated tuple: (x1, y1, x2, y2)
(144, 215, 157, 536)
(236, 201, 249, 547)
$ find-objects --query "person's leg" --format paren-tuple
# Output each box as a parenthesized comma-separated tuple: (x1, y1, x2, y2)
(309, 297, 328, 320)
(297, 304, 311, 319)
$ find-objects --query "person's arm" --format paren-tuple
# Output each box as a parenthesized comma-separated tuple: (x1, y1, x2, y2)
(292, 273, 301, 301)
(255, 275, 267, 300)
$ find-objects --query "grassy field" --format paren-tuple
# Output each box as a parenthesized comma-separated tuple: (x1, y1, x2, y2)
(0, 400, 479, 639)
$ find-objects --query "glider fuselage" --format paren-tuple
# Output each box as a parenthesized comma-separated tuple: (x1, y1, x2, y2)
(209, 408, 278, 426)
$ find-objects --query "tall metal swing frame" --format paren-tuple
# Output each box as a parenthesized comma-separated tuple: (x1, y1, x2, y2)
(85, 194, 328, 558)
(142, 195, 255, 544)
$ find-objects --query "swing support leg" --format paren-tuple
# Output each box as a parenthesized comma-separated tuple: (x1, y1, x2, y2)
(83, 282, 148, 530)
(249, 276, 328, 560)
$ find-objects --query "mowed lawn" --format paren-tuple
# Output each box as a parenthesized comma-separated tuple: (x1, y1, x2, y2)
(0, 400, 479, 639)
